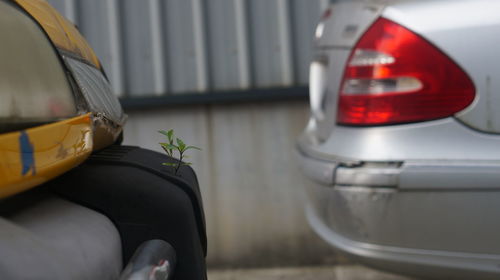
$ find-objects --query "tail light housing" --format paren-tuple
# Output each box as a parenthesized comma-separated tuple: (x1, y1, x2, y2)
(337, 17, 475, 125)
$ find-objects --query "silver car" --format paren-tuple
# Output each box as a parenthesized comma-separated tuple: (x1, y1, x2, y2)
(297, 0, 500, 279)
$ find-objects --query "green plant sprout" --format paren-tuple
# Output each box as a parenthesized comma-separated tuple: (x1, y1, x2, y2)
(158, 129, 201, 175)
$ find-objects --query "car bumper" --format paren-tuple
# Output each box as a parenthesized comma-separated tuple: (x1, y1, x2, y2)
(297, 147, 500, 279)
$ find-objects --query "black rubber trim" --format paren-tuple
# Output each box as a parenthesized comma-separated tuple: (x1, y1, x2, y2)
(89, 160, 207, 255)
(86, 155, 207, 254)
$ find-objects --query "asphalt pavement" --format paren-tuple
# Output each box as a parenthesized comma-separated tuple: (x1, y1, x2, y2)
(208, 265, 417, 280)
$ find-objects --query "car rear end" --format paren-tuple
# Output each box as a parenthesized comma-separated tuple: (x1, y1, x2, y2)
(298, 0, 500, 279)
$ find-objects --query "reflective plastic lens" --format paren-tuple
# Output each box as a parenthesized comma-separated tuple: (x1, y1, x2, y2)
(348, 49, 395, 67)
(0, 1, 76, 132)
(337, 18, 475, 125)
(342, 77, 423, 95)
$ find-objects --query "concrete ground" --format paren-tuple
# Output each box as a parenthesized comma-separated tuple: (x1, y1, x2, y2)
(208, 265, 417, 280)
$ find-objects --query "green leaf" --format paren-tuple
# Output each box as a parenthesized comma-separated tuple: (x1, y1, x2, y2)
(167, 129, 174, 142)
(159, 129, 175, 142)
(176, 138, 186, 151)
(176, 138, 185, 147)
(160, 146, 171, 156)
(158, 130, 169, 137)
(159, 130, 201, 173)
(160, 143, 177, 150)
(167, 144, 178, 150)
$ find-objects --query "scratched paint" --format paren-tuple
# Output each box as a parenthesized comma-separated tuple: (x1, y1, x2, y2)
(0, 114, 93, 198)
(19, 131, 35, 176)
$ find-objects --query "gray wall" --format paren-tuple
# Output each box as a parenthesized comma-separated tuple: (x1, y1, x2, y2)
(123, 100, 338, 268)
(45, 0, 338, 268)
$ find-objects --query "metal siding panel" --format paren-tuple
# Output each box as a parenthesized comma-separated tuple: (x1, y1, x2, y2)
(105, 0, 125, 97)
(206, 0, 240, 90)
(76, 0, 125, 96)
(45, 0, 318, 96)
(248, 0, 286, 88)
(149, 0, 167, 95)
(63, 0, 77, 23)
(163, 0, 199, 94)
(234, 0, 251, 89)
(121, 0, 164, 96)
(277, 0, 294, 85)
(191, 0, 209, 92)
(46, 0, 76, 23)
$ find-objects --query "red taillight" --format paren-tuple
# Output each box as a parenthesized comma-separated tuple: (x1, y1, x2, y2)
(337, 18, 475, 126)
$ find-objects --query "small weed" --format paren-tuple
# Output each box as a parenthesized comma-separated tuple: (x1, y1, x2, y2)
(158, 129, 201, 175)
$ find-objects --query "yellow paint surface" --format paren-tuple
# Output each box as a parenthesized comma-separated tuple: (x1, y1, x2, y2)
(14, 0, 100, 68)
(0, 114, 93, 198)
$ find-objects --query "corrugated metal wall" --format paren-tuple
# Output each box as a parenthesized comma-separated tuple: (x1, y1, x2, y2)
(45, 0, 340, 268)
(46, 0, 329, 97)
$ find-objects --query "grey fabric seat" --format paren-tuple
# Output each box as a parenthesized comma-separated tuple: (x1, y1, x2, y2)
(0, 194, 122, 280)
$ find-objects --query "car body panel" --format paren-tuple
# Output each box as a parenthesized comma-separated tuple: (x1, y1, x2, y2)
(299, 118, 500, 162)
(0, 114, 93, 198)
(0, 1, 206, 278)
(0, 0, 125, 198)
(312, 0, 385, 141)
(3, 0, 126, 151)
(382, 0, 500, 134)
(15, 0, 101, 68)
(315, 0, 385, 49)
(304, 0, 500, 163)
(316, 0, 500, 137)
(298, 148, 500, 279)
(306, 201, 500, 280)
(299, 0, 500, 278)
(0, 0, 76, 130)
(298, 146, 500, 191)
(309, 49, 350, 141)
